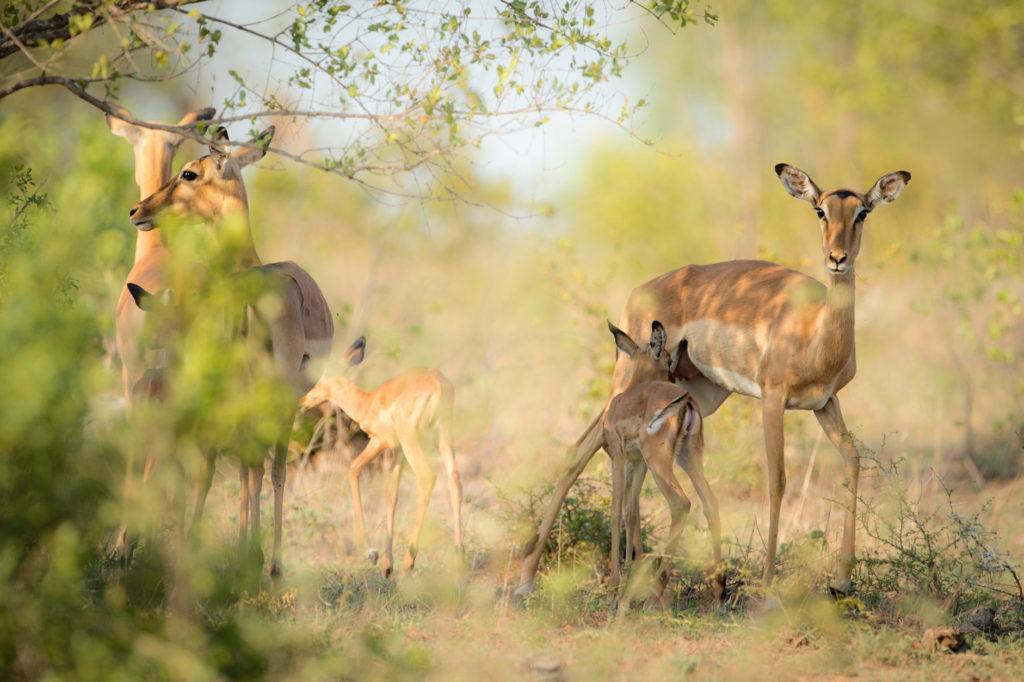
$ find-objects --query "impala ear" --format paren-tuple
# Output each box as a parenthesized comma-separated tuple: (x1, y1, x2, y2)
(231, 126, 275, 167)
(208, 126, 230, 166)
(345, 336, 366, 366)
(864, 170, 911, 210)
(649, 320, 667, 356)
(106, 105, 141, 144)
(608, 321, 639, 358)
(126, 283, 150, 310)
(172, 107, 216, 149)
(177, 107, 216, 128)
(775, 163, 821, 205)
(127, 283, 171, 312)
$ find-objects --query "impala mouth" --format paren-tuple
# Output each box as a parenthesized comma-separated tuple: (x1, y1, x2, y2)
(827, 263, 849, 275)
(133, 219, 154, 231)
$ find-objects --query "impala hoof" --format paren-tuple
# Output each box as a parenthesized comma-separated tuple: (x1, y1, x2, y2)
(367, 549, 379, 565)
(513, 580, 535, 602)
(270, 562, 283, 581)
(828, 579, 853, 599)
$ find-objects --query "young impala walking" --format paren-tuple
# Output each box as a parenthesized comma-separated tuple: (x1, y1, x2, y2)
(302, 339, 462, 578)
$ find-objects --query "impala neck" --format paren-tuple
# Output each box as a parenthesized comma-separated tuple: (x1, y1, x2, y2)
(323, 376, 372, 428)
(815, 268, 856, 365)
(132, 139, 175, 263)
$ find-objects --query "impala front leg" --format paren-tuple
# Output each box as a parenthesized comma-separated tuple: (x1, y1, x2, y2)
(761, 388, 786, 585)
(348, 436, 388, 564)
(815, 395, 859, 595)
(380, 452, 402, 578)
(190, 450, 216, 536)
(238, 463, 250, 559)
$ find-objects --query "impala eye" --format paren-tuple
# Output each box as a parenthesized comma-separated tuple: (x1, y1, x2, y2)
(814, 208, 825, 220)
(856, 210, 870, 223)
(181, 170, 198, 181)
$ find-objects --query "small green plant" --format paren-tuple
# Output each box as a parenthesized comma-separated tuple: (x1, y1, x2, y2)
(855, 453, 1024, 628)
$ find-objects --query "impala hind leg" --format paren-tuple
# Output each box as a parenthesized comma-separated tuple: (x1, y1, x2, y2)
(623, 458, 647, 566)
(437, 415, 463, 551)
(607, 442, 626, 589)
(269, 433, 289, 580)
(248, 461, 265, 567)
(680, 442, 724, 600)
(762, 389, 786, 585)
(645, 449, 693, 598)
(380, 451, 402, 578)
(348, 436, 388, 564)
(814, 396, 859, 595)
(398, 429, 436, 573)
(515, 415, 605, 597)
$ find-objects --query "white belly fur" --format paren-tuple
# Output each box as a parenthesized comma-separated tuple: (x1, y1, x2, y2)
(682, 319, 765, 398)
(688, 357, 763, 398)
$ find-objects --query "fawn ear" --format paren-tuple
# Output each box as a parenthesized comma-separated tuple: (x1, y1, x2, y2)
(345, 336, 366, 366)
(775, 163, 821, 205)
(864, 170, 911, 210)
(649, 320, 667, 356)
(231, 126, 275, 167)
(608, 321, 638, 358)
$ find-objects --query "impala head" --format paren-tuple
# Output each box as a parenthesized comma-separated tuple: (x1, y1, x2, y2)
(607, 320, 675, 385)
(301, 337, 366, 409)
(775, 163, 911, 276)
(129, 126, 275, 231)
(107, 105, 216, 191)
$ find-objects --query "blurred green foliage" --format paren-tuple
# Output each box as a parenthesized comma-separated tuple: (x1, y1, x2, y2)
(2, 0, 1024, 678)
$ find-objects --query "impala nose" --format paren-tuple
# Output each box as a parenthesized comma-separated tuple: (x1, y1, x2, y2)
(827, 251, 848, 271)
(129, 205, 138, 217)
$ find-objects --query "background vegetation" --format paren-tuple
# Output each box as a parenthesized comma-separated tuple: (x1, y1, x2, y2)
(2, 1, 1024, 679)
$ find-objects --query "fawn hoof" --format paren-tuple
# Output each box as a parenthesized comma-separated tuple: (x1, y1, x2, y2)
(367, 549, 379, 565)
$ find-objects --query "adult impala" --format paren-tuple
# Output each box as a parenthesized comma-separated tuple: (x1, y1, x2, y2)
(107, 105, 215, 556)
(518, 164, 911, 597)
(128, 126, 334, 578)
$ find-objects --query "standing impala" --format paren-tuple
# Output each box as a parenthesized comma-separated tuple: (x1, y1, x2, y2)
(127, 126, 334, 578)
(518, 164, 911, 597)
(603, 323, 717, 596)
(107, 105, 215, 556)
(302, 338, 462, 578)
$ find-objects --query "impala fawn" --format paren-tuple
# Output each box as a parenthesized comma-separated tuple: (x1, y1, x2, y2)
(302, 338, 462, 578)
(602, 323, 722, 601)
